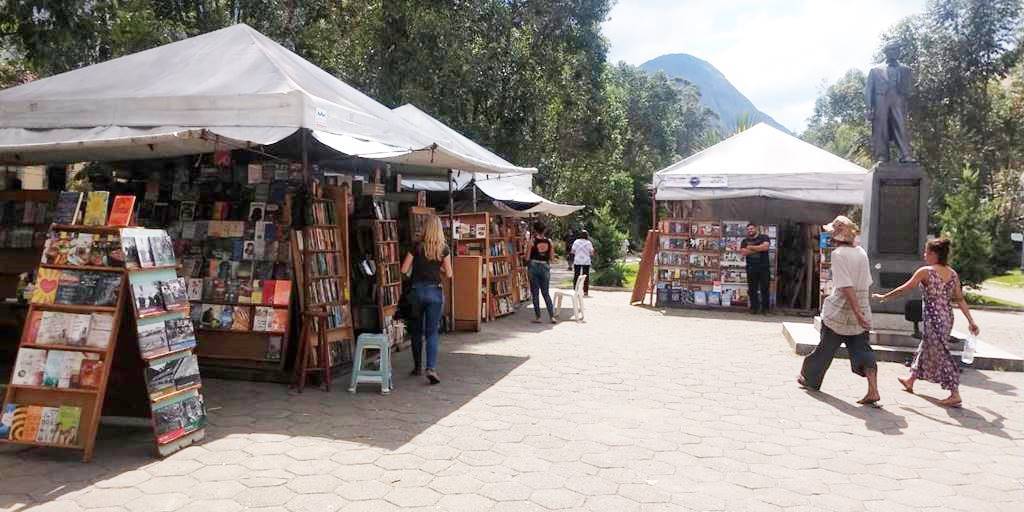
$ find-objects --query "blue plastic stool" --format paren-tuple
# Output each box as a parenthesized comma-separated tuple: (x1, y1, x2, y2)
(349, 333, 393, 394)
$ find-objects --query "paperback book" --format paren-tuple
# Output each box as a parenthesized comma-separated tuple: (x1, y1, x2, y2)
(137, 322, 169, 359)
(12, 348, 46, 386)
(82, 191, 110, 226)
(53, 192, 84, 225)
(107, 195, 136, 227)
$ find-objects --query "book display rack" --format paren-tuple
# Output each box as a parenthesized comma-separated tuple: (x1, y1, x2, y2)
(373, 219, 402, 345)
(171, 160, 297, 374)
(654, 217, 779, 309)
(293, 184, 354, 392)
(486, 216, 519, 319)
(122, 228, 206, 457)
(1, 224, 128, 462)
(444, 212, 491, 326)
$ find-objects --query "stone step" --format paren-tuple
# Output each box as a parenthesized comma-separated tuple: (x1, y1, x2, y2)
(783, 322, 1023, 372)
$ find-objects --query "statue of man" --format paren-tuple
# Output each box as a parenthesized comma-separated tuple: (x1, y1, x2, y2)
(865, 42, 914, 163)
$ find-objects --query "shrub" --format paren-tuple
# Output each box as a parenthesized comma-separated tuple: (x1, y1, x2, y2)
(592, 261, 627, 287)
(938, 166, 995, 288)
(589, 204, 626, 270)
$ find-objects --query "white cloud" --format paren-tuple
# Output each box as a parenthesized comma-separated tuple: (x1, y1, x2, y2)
(602, 0, 927, 131)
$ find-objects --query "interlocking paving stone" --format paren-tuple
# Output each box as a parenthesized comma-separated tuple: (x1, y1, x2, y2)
(2, 292, 1021, 511)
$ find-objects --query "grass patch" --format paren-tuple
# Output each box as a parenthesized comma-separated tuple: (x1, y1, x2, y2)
(965, 291, 1024, 309)
(987, 269, 1024, 288)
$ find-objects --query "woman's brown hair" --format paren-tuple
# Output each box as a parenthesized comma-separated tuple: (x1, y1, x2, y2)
(926, 237, 951, 265)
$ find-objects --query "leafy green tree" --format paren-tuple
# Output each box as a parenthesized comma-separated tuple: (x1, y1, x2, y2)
(588, 203, 628, 286)
(938, 166, 995, 287)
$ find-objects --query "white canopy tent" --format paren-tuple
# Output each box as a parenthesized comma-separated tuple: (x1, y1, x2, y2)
(391, 104, 582, 217)
(0, 24, 534, 178)
(654, 123, 869, 206)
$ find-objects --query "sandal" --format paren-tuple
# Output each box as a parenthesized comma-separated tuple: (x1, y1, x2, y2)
(897, 377, 914, 394)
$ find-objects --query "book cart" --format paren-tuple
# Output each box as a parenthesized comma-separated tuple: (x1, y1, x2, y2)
(653, 213, 779, 309)
(292, 184, 355, 391)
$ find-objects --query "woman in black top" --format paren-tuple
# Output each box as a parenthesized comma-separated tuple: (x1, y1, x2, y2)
(528, 222, 557, 323)
(400, 215, 452, 384)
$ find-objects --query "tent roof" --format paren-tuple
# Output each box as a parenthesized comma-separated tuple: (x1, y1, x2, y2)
(392, 104, 581, 216)
(654, 123, 869, 205)
(0, 24, 528, 175)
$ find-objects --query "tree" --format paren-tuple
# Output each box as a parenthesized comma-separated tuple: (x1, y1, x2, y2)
(937, 166, 995, 287)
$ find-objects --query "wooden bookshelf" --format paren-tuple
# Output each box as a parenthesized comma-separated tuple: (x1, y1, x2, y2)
(445, 212, 491, 325)
(293, 183, 355, 391)
(0, 190, 57, 304)
(0, 225, 129, 462)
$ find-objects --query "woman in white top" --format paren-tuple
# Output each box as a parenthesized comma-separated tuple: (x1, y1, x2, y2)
(570, 230, 595, 297)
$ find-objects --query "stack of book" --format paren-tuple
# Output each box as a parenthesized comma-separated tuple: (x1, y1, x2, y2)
(0, 403, 81, 446)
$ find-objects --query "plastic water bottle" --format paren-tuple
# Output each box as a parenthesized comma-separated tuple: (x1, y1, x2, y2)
(961, 335, 977, 365)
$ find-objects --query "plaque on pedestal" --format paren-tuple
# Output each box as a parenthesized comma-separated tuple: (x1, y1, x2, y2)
(861, 162, 929, 315)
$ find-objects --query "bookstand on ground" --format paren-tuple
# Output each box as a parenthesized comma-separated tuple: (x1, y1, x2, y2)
(1, 224, 130, 462)
(292, 183, 354, 392)
(121, 228, 207, 457)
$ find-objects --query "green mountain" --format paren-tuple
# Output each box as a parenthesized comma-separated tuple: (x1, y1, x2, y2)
(640, 53, 786, 134)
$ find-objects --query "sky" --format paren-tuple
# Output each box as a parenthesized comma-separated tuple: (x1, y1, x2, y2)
(602, 0, 928, 132)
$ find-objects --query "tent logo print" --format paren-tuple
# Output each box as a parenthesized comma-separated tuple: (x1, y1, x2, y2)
(689, 176, 701, 188)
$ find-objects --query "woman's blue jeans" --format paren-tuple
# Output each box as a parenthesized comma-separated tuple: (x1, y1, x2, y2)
(528, 261, 555, 319)
(409, 283, 443, 370)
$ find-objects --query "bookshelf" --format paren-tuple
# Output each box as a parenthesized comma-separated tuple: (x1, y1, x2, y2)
(293, 184, 354, 392)
(452, 256, 484, 331)
(819, 231, 833, 301)
(654, 217, 779, 309)
(373, 219, 402, 345)
(444, 212, 491, 324)
(0, 224, 129, 462)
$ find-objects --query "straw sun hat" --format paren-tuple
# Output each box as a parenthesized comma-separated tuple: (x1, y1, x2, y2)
(823, 215, 859, 243)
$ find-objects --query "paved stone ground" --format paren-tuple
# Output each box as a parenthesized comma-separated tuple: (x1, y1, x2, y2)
(2, 291, 1023, 511)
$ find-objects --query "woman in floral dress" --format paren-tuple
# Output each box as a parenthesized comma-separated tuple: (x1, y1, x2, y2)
(873, 238, 980, 407)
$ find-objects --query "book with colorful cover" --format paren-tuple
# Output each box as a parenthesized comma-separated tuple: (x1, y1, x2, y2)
(153, 400, 186, 444)
(31, 268, 61, 304)
(53, 192, 84, 225)
(56, 406, 81, 445)
(107, 195, 136, 226)
(20, 311, 42, 345)
(79, 359, 103, 389)
(12, 348, 46, 386)
(14, 405, 43, 442)
(0, 403, 16, 439)
(82, 191, 110, 226)
(272, 280, 291, 305)
(42, 350, 65, 387)
(35, 407, 60, 443)
(231, 306, 251, 331)
(268, 308, 288, 333)
(186, 278, 203, 301)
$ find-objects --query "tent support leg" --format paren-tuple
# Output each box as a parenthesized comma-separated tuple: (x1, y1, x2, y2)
(448, 169, 456, 328)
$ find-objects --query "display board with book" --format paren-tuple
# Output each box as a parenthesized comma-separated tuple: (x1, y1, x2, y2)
(167, 160, 299, 374)
(654, 215, 779, 309)
(0, 217, 129, 461)
(292, 183, 354, 391)
(122, 228, 206, 456)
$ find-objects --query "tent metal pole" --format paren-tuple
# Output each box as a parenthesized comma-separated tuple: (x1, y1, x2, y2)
(472, 180, 477, 212)
(448, 168, 456, 328)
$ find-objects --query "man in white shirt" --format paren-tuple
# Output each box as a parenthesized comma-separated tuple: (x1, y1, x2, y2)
(799, 216, 880, 405)
(570, 230, 595, 297)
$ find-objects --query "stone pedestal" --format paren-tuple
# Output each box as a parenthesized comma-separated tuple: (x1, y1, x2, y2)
(861, 162, 930, 315)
